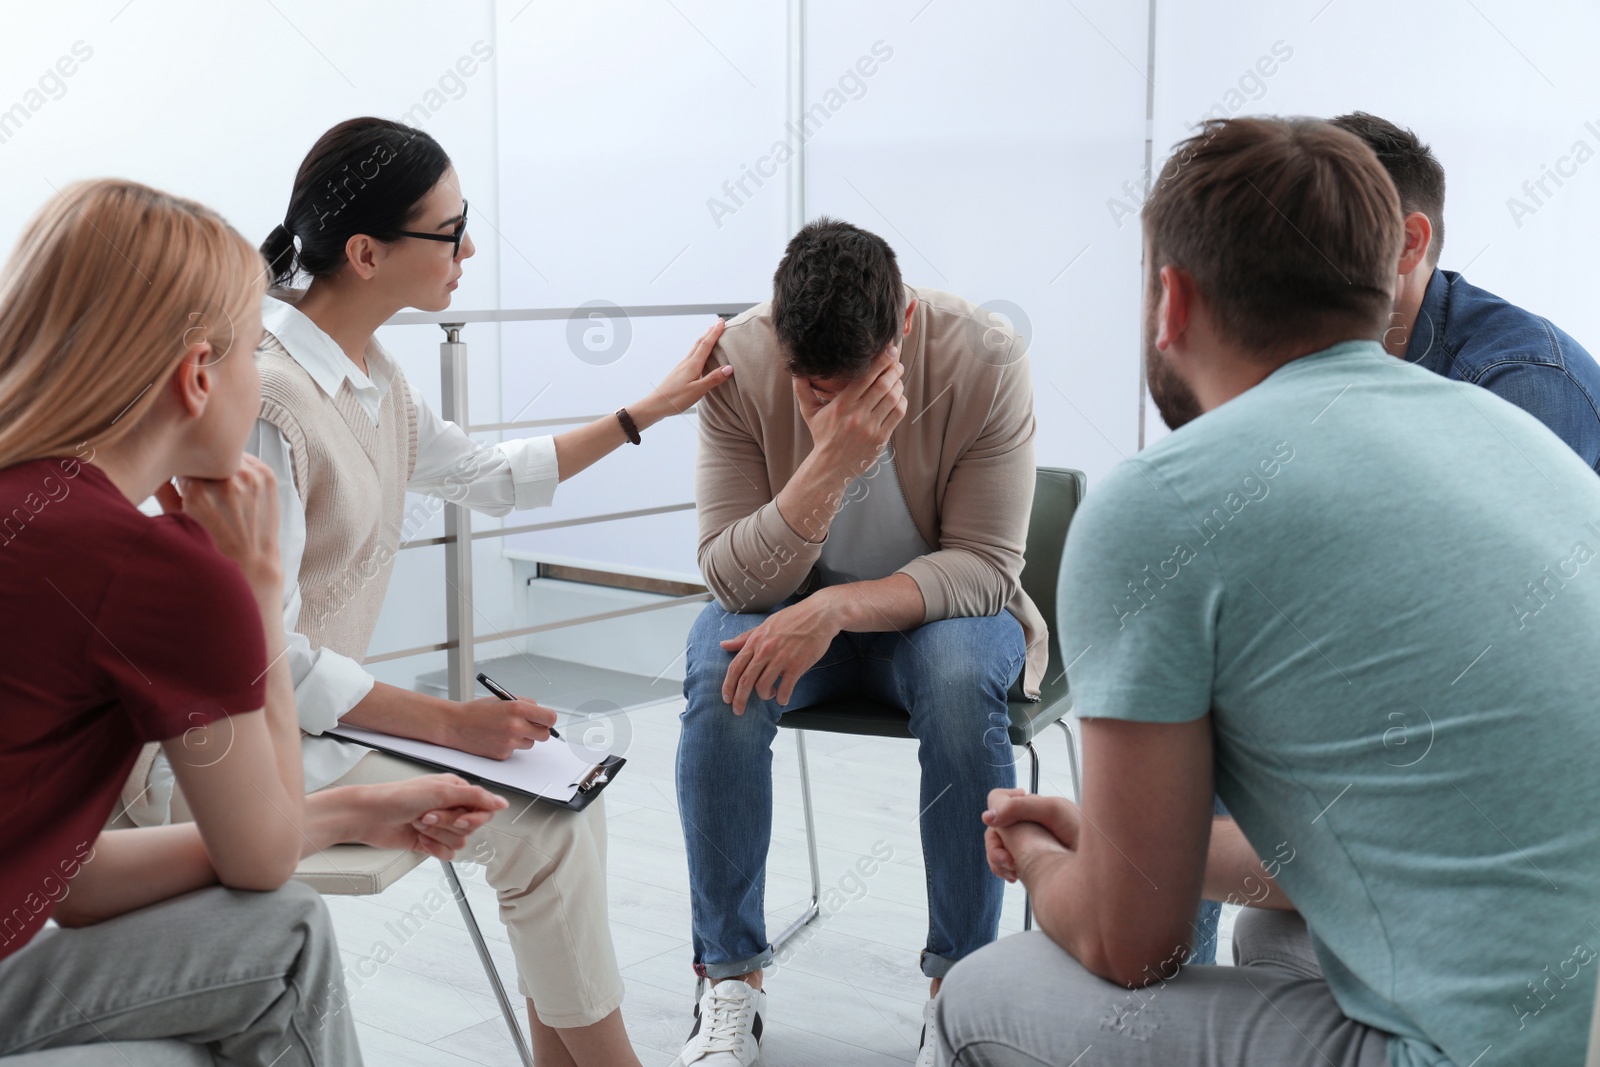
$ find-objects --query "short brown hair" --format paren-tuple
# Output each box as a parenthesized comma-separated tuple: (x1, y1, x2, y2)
(1327, 111, 1446, 264)
(772, 217, 903, 380)
(1142, 116, 1403, 359)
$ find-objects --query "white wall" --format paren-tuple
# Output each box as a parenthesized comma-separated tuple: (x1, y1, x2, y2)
(0, 0, 515, 682)
(491, 1, 790, 580)
(6, 1, 1599, 680)
(801, 0, 1149, 489)
(1143, 0, 1600, 444)
(489, 0, 1151, 581)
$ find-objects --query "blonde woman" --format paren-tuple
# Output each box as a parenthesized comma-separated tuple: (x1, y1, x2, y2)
(236, 117, 727, 1066)
(0, 179, 504, 1064)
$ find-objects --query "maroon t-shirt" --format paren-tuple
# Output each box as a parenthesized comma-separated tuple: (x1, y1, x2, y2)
(0, 457, 266, 959)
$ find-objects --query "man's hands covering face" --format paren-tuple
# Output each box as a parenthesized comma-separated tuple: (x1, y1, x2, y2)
(795, 347, 907, 480)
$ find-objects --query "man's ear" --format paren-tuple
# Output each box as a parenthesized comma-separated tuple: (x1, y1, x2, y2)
(1398, 212, 1433, 276)
(170, 343, 213, 418)
(345, 233, 383, 281)
(902, 297, 917, 336)
(1155, 265, 1191, 352)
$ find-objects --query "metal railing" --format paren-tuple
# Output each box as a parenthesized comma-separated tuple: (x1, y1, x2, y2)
(364, 302, 755, 698)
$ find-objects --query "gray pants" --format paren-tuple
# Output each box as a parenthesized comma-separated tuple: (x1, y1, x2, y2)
(0, 881, 360, 1066)
(936, 908, 1392, 1066)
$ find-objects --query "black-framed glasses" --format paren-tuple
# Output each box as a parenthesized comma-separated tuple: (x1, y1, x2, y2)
(395, 200, 468, 259)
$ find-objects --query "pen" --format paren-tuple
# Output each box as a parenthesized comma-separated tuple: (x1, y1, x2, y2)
(475, 671, 561, 739)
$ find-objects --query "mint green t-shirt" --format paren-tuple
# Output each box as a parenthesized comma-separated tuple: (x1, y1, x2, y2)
(1061, 340, 1600, 1066)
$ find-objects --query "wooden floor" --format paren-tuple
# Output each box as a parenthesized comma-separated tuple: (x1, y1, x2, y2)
(325, 697, 1237, 1065)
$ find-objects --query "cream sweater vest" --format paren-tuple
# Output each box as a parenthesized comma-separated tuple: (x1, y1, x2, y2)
(256, 332, 418, 662)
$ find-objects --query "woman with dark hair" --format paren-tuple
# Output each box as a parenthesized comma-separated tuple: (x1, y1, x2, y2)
(129, 117, 729, 1066)
(0, 178, 505, 1064)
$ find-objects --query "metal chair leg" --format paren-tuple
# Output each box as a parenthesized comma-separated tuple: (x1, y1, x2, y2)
(441, 859, 534, 1067)
(1056, 717, 1081, 803)
(773, 729, 823, 951)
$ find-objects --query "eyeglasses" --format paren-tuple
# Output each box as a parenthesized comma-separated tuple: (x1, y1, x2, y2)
(395, 200, 468, 259)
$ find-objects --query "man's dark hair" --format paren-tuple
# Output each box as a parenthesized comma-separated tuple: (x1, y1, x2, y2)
(772, 217, 903, 379)
(1328, 111, 1446, 264)
(1142, 116, 1403, 360)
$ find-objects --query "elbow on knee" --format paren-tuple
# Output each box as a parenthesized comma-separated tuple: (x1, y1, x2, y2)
(216, 867, 296, 894)
(1088, 934, 1189, 990)
(213, 850, 300, 894)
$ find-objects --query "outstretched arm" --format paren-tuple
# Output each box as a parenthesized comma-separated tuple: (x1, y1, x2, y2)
(55, 776, 506, 927)
(553, 318, 734, 482)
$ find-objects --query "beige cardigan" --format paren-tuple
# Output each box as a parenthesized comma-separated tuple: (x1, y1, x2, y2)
(695, 285, 1047, 699)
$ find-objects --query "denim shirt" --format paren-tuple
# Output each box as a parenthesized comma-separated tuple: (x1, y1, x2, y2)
(1408, 268, 1600, 471)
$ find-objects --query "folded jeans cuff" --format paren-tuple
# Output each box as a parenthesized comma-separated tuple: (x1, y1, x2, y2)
(694, 948, 775, 981)
(921, 949, 959, 980)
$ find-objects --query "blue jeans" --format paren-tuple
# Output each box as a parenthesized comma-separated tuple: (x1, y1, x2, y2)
(677, 599, 1026, 980)
(1185, 795, 1230, 966)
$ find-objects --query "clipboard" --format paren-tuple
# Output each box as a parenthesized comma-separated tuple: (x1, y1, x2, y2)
(329, 724, 626, 812)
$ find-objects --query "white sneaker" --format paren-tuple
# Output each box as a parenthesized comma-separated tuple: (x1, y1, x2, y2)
(915, 995, 938, 1067)
(672, 979, 766, 1066)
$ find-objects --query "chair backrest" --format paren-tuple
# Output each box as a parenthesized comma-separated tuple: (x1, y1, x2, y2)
(1020, 467, 1087, 694)
(1589, 974, 1600, 1066)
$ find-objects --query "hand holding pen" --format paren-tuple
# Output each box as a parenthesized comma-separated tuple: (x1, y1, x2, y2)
(436, 672, 559, 760)
(477, 672, 561, 739)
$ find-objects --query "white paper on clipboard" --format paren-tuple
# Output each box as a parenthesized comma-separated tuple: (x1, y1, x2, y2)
(329, 724, 605, 804)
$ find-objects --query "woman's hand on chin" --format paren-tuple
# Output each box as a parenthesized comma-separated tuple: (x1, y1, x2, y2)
(165, 454, 284, 599)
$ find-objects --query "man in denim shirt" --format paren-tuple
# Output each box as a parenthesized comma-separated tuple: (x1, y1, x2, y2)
(1332, 112, 1600, 471)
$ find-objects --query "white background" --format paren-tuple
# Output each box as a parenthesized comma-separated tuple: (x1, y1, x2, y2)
(3, 0, 1595, 676)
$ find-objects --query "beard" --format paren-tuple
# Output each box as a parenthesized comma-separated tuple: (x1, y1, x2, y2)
(1143, 301, 1203, 431)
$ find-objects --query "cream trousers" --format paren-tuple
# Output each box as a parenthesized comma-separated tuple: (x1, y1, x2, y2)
(171, 749, 625, 1028)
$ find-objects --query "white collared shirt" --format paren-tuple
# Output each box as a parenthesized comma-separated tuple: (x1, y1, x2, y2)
(254, 291, 560, 791)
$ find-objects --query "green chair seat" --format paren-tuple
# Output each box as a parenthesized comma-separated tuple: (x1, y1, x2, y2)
(777, 466, 1084, 747)
(763, 467, 1086, 946)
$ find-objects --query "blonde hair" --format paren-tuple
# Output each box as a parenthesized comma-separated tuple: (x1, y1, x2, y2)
(0, 179, 266, 470)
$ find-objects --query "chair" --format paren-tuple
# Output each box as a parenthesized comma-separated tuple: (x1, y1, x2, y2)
(71, 812, 536, 1067)
(296, 847, 535, 1067)
(1588, 974, 1600, 1066)
(771, 466, 1086, 949)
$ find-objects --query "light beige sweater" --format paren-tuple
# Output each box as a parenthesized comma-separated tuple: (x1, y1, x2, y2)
(256, 332, 418, 661)
(695, 285, 1047, 698)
